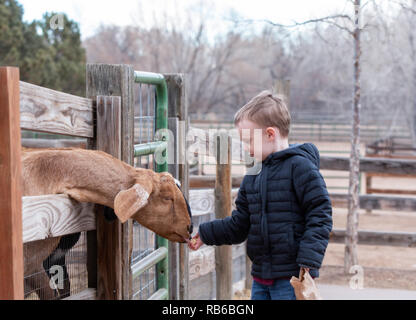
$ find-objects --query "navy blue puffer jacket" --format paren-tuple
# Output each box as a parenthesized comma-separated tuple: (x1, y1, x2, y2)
(199, 143, 333, 280)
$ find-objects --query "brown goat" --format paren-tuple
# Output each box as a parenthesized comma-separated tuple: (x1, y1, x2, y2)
(22, 147, 193, 299)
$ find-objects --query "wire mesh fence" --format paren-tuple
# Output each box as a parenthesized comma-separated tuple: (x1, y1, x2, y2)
(24, 232, 88, 300)
(131, 82, 158, 300)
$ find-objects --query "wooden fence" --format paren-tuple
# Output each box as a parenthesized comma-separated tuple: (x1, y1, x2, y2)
(365, 137, 416, 197)
(190, 119, 413, 144)
(0, 65, 189, 300)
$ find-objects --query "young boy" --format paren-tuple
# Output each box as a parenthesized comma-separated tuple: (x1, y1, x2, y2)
(188, 91, 333, 300)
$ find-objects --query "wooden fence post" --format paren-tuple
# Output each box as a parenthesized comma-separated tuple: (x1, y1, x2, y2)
(164, 74, 189, 300)
(96, 96, 123, 299)
(215, 132, 232, 300)
(86, 64, 135, 300)
(0, 67, 24, 300)
(165, 73, 190, 300)
(168, 117, 180, 299)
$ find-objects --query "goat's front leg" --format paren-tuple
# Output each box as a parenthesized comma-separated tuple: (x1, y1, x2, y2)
(25, 269, 58, 300)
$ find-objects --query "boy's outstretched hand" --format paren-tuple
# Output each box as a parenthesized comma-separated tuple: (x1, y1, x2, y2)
(187, 232, 203, 251)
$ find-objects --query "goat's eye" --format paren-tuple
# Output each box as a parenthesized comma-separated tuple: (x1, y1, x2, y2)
(164, 197, 173, 201)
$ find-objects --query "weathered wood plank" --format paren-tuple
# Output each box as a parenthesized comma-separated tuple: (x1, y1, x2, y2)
(329, 193, 416, 212)
(189, 272, 215, 300)
(167, 117, 180, 300)
(87, 64, 135, 300)
(21, 138, 87, 149)
(165, 74, 190, 301)
(189, 244, 246, 282)
(0, 67, 24, 300)
(366, 188, 416, 195)
(20, 81, 94, 137)
(22, 195, 96, 243)
(320, 156, 416, 174)
(190, 175, 243, 189)
(63, 288, 97, 300)
(330, 229, 416, 247)
(189, 188, 239, 217)
(215, 133, 232, 300)
(95, 95, 123, 300)
(189, 246, 215, 281)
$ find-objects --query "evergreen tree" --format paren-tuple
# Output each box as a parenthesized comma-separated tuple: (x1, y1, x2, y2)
(0, 0, 86, 96)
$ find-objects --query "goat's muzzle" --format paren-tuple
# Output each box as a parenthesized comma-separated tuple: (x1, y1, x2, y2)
(175, 181, 193, 239)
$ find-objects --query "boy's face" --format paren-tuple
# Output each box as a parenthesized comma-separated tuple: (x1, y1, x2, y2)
(237, 119, 279, 162)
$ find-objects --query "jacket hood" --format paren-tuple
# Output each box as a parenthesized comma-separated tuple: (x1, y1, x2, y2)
(262, 143, 320, 168)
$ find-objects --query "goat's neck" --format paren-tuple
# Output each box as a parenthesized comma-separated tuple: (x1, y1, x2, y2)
(22, 149, 137, 208)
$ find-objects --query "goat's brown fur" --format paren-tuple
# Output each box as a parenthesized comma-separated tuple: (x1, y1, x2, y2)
(22, 147, 192, 299)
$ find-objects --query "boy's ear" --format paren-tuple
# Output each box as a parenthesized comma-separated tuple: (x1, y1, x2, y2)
(266, 127, 280, 139)
(114, 180, 153, 223)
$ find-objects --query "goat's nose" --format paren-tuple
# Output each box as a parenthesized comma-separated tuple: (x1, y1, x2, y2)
(187, 224, 193, 236)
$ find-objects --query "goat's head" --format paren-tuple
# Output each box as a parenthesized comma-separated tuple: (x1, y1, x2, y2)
(113, 169, 193, 243)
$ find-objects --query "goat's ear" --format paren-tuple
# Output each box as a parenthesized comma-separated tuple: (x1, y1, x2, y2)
(114, 182, 153, 223)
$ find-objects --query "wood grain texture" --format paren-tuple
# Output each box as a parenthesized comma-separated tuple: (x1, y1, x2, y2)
(20, 81, 94, 137)
(96, 95, 123, 300)
(86, 64, 134, 164)
(87, 64, 135, 300)
(168, 117, 180, 300)
(189, 188, 238, 217)
(321, 156, 416, 174)
(189, 244, 246, 281)
(165, 74, 190, 300)
(330, 193, 416, 212)
(215, 133, 232, 300)
(0, 67, 24, 300)
(21, 138, 87, 149)
(188, 244, 247, 300)
(330, 229, 416, 247)
(22, 195, 96, 243)
(190, 175, 243, 189)
(63, 288, 97, 300)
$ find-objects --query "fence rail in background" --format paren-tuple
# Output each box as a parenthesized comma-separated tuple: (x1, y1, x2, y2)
(190, 119, 413, 144)
(364, 138, 416, 198)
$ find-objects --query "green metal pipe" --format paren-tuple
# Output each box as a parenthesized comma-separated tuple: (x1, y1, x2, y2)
(134, 141, 167, 158)
(131, 247, 168, 280)
(148, 288, 168, 300)
(134, 71, 169, 297)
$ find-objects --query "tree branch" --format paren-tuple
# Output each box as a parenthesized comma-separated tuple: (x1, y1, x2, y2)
(390, 0, 416, 15)
(233, 14, 354, 35)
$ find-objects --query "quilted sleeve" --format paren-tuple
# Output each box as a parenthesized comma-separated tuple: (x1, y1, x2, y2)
(198, 180, 250, 246)
(293, 158, 333, 269)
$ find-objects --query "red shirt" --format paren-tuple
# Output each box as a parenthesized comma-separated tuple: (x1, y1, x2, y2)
(253, 275, 315, 286)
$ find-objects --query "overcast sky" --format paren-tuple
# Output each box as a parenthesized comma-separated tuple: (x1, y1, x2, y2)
(18, 0, 349, 40)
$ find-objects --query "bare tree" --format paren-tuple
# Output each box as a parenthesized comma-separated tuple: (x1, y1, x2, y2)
(345, 0, 362, 274)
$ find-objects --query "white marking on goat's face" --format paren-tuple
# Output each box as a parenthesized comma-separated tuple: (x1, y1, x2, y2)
(133, 184, 150, 208)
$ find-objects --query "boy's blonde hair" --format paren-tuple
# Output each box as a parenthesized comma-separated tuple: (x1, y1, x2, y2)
(234, 90, 291, 138)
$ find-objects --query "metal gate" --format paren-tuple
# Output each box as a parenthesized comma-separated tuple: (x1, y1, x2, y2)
(131, 71, 169, 300)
